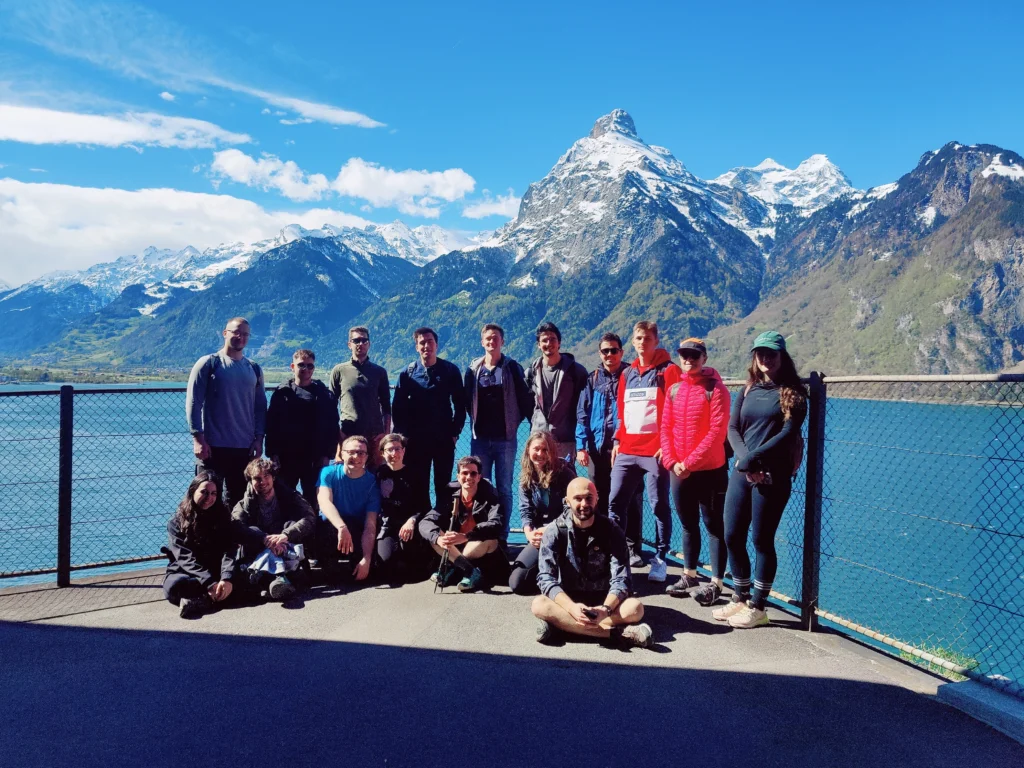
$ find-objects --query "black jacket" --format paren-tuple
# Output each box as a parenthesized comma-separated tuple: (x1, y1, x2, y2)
(231, 480, 316, 558)
(418, 479, 502, 544)
(377, 464, 426, 539)
(392, 358, 467, 440)
(265, 379, 339, 461)
(164, 510, 237, 588)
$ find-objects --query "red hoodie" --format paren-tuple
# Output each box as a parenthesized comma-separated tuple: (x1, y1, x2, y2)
(613, 348, 681, 456)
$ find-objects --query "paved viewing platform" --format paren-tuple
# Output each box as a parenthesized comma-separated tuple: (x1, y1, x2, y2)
(2, 561, 1022, 767)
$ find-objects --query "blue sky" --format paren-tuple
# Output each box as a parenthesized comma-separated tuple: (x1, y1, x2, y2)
(1, 0, 1021, 284)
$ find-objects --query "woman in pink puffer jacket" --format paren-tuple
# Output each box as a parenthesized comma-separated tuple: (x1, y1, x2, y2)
(659, 338, 731, 606)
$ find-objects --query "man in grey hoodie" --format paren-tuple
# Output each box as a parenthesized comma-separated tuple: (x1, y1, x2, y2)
(526, 322, 588, 462)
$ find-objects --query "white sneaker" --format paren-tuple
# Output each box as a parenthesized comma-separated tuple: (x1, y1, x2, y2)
(728, 605, 770, 629)
(712, 600, 748, 622)
(647, 556, 667, 583)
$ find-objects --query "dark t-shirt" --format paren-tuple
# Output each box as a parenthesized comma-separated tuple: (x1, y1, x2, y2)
(376, 464, 419, 537)
(540, 365, 558, 416)
(474, 364, 506, 440)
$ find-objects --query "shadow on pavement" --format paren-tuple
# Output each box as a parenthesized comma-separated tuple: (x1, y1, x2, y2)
(2, 620, 1021, 768)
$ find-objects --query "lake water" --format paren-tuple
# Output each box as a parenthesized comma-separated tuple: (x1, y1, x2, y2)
(0, 384, 1021, 687)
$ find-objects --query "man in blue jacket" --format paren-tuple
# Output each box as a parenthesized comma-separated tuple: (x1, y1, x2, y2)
(531, 477, 653, 648)
(576, 332, 643, 566)
(392, 327, 467, 512)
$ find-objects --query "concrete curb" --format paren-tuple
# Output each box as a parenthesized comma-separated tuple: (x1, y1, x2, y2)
(938, 680, 1024, 745)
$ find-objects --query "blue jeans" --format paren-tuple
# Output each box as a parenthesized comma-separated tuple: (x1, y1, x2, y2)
(471, 437, 517, 541)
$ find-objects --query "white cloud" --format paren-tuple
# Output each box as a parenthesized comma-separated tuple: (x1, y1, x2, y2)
(3, 2, 384, 129)
(332, 158, 476, 218)
(0, 178, 372, 284)
(260, 107, 271, 115)
(0, 104, 251, 149)
(158, 91, 175, 102)
(211, 149, 329, 202)
(462, 189, 521, 220)
(209, 150, 476, 217)
(29, 168, 47, 173)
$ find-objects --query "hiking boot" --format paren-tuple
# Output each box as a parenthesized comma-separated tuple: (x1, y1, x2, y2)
(457, 567, 483, 593)
(692, 582, 723, 606)
(536, 620, 558, 645)
(728, 604, 770, 629)
(666, 572, 701, 597)
(268, 575, 296, 601)
(712, 598, 749, 622)
(179, 593, 212, 620)
(618, 622, 654, 649)
(647, 556, 668, 583)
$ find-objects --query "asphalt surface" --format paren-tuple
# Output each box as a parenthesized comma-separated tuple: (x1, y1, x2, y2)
(2, 564, 1022, 767)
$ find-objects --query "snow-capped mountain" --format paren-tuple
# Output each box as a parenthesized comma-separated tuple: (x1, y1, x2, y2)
(713, 154, 857, 212)
(495, 109, 775, 268)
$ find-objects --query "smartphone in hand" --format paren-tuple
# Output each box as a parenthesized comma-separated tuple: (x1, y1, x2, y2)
(582, 608, 599, 620)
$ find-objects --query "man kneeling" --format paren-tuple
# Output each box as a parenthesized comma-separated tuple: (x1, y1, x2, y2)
(531, 478, 653, 648)
(418, 456, 503, 593)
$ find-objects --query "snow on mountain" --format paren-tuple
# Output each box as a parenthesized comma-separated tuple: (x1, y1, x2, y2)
(8, 220, 477, 318)
(713, 154, 857, 212)
(0, 279, 10, 292)
(495, 108, 774, 271)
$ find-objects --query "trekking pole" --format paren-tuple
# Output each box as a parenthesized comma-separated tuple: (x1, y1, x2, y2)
(434, 493, 460, 594)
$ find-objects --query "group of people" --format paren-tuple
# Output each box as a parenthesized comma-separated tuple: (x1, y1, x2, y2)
(166, 314, 806, 646)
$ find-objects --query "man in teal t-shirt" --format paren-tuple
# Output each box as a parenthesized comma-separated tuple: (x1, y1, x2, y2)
(316, 435, 381, 581)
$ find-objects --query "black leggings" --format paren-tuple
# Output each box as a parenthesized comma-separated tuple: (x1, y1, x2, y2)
(163, 572, 244, 605)
(508, 544, 541, 595)
(375, 534, 425, 584)
(670, 465, 728, 578)
(723, 468, 792, 609)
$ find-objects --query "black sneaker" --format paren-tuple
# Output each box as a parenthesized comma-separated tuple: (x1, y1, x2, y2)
(692, 582, 723, 606)
(179, 593, 211, 620)
(666, 572, 701, 598)
(268, 575, 297, 601)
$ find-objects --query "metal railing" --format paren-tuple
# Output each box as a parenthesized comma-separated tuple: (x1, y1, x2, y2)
(0, 375, 1022, 700)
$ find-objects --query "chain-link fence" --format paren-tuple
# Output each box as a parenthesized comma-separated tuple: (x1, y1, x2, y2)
(1, 376, 1022, 700)
(0, 392, 60, 578)
(816, 376, 1024, 697)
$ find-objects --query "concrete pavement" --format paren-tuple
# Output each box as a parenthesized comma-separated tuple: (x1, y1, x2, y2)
(2, 565, 1022, 767)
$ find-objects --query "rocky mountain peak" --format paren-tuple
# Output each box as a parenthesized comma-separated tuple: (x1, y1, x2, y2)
(589, 109, 638, 140)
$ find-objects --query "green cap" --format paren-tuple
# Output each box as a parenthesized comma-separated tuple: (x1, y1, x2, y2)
(751, 330, 786, 352)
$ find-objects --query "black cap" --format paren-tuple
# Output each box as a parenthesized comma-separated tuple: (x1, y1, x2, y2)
(677, 339, 707, 355)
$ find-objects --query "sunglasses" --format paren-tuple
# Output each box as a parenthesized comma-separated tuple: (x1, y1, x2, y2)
(678, 351, 703, 360)
(350, 337, 369, 345)
(295, 362, 315, 370)
(599, 347, 622, 355)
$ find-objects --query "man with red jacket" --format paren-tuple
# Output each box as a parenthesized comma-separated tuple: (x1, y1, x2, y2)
(609, 321, 681, 583)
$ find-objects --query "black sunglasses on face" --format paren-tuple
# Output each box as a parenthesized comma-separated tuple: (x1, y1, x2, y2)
(295, 363, 315, 370)
(600, 347, 622, 355)
(350, 337, 369, 345)
(678, 352, 702, 360)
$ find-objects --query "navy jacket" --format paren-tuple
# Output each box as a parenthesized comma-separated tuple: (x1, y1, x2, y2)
(518, 460, 577, 530)
(393, 358, 467, 440)
(536, 507, 631, 601)
(265, 379, 339, 461)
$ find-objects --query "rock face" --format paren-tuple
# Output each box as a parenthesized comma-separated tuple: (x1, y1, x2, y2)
(706, 143, 1024, 375)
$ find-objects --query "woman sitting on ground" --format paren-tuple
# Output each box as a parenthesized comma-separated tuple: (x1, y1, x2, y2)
(375, 432, 428, 585)
(509, 430, 577, 595)
(163, 471, 241, 619)
(231, 457, 316, 601)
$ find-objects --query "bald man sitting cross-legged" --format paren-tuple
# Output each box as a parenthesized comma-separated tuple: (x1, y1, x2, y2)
(531, 477, 653, 648)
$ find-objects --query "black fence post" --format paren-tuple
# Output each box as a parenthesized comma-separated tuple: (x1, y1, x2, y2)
(800, 372, 826, 631)
(57, 385, 74, 587)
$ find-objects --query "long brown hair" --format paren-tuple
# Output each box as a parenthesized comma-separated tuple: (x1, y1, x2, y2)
(520, 431, 559, 490)
(174, 471, 226, 542)
(746, 349, 807, 421)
